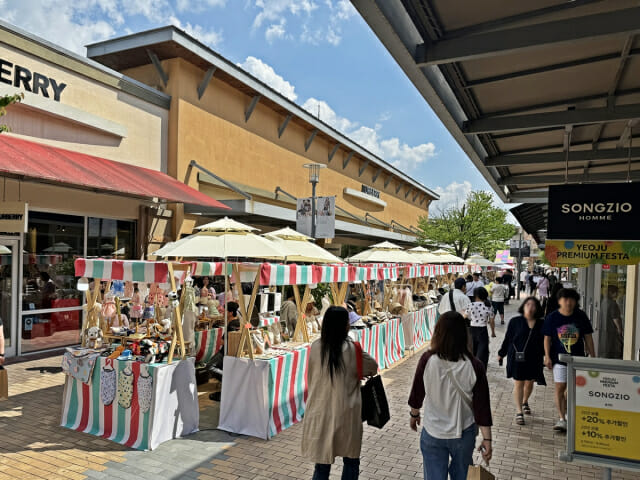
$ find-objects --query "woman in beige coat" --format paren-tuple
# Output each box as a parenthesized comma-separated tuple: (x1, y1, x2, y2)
(302, 306, 378, 479)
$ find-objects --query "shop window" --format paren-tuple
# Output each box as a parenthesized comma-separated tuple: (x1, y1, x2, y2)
(87, 218, 136, 259)
(22, 212, 84, 352)
(598, 265, 626, 360)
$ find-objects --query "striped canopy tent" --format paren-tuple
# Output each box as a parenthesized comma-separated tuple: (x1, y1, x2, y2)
(259, 263, 400, 286)
(153, 217, 286, 261)
(408, 246, 445, 265)
(263, 227, 343, 264)
(431, 249, 465, 264)
(75, 259, 173, 284)
(347, 241, 417, 264)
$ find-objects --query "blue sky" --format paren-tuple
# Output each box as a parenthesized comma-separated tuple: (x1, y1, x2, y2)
(3, 0, 496, 211)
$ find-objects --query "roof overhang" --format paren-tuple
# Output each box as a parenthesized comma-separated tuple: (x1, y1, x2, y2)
(184, 199, 417, 245)
(352, 0, 640, 209)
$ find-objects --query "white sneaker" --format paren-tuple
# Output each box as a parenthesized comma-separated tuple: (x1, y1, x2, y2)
(553, 419, 567, 432)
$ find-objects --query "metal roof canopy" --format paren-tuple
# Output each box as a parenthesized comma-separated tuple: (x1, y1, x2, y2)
(352, 0, 640, 207)
(85, 25, 439, 202)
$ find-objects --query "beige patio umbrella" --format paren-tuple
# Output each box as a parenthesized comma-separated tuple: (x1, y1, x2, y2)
(408, 246, 442, 264)
(464, 254, 494, 267)
(347, 241, 417, 264)
(431, 248, 465, 264)
(153, 217, 286, 260)
(263, 227, 343, 264)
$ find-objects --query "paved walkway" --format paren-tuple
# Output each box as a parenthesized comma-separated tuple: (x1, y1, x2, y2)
(1, 303, 637, 480)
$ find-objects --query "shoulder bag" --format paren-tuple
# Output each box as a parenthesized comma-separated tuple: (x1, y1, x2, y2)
(355, 341, 390, 429)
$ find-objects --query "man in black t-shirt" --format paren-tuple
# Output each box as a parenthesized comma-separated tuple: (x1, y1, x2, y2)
(542, 288, 595, 432)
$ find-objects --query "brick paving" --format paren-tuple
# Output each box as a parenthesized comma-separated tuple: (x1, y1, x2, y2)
(1, 303, 638, 480)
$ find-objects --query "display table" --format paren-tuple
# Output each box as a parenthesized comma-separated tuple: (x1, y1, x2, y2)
(193, 328, 224, 364)
(401, 305, 438, 351)
(351, 317, 404, 370)
(218, 344, 310, 439)
(60, 356, 199, 450)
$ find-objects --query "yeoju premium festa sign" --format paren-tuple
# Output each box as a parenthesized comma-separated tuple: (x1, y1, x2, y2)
(574, 370, 640, 463)
(544, 240, 640, 267)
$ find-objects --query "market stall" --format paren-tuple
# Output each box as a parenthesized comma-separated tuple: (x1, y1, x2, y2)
(401, 304, 439, 351)
(63, 259, 199, 450)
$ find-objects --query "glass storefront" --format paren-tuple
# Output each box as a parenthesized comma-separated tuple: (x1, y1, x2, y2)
(597, 265, 626, 359)
(20, 212, 136, 353)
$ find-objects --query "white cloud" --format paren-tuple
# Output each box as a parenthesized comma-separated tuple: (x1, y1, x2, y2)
(302, 98, 356, 132)
(169, 16, 223, 47)
(251, 0, 351, 46)
(177, 0, 226, 11)
(431, 181, 473, 213)
(2, 0, 223, 54)
(238, 56, 298, 101)
(265, 19, 287, 43)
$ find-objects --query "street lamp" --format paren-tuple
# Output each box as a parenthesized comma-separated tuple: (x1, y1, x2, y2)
(303, 163, 326, 238)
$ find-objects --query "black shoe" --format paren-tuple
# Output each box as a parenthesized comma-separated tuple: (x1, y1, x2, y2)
(209, 391, 222, 401)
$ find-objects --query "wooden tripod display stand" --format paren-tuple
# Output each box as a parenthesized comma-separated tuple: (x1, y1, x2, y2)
(291, 284, 311, 343)
(166, 262, 189, 364)
(231, 263, 261, 360)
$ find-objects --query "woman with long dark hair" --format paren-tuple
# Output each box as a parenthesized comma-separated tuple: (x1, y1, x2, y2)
(498, 297, 546, 425)
(409, 312, 493, 480)
(302, 306, 377, 480)
(544, 282, 563, 317)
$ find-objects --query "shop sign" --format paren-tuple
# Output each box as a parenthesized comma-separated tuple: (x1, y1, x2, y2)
(547, 183, 638, 240)
(361, 184, 380, 199)
(573, 369, 640, 463)
(509, 238, 530, 258)
(0, 201, 28, 235)
(544, 239, 640, 267)
(0, 59, 67, 101)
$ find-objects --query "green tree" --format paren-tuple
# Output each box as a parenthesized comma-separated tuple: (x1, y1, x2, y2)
(0, 93, 23, 133)
(417, 190, 515, 259)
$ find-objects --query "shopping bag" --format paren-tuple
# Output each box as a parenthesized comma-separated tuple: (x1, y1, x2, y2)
(467, 465, 495, 480)
(0, 366, 8, 401)
(361, 375, 390, 428)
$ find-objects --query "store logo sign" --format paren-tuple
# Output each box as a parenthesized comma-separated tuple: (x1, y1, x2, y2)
(361, 184, 380, 199)
(547, 183, 639, 241)
(0, 202, 28, 235)
(0, 59, 67, 101)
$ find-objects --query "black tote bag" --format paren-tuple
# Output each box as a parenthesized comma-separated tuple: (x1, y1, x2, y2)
(354, 341, 390, 428)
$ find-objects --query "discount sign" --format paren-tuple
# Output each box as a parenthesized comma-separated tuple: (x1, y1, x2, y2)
(574, 370, 640, 462)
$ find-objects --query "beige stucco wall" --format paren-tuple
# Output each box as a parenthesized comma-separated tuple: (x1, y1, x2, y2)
(0, 43, 167, 171)
(123, 58, 430, 238)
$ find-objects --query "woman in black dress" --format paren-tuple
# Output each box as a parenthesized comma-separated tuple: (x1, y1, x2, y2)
(498, 297, 546, 426)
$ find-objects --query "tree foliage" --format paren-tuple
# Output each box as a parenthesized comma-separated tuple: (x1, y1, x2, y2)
(417, 190, 516, 259)
(0, 93, 23, 133)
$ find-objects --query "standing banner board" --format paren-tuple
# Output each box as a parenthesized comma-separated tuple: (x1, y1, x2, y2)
(560, 354, 640, 473)
(315, 196, 335, 239)
(296, 197, 312, 237)
(547, 183, 639, 241)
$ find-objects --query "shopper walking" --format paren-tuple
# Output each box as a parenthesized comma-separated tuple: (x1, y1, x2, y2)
(542, 289, 595, 432)
(490, 277, 508, 325)
(464, 287, 495, 369)
(498, 297, 545, 426)
(537, 274, 550, 307)
(438, 277, 471, 315)
(302, 306, 377, 480)
(519, 270, 527, 294)
(409, 311, 493, 480)
(466, 273, 484, 301)
(544, 282, 563, 318)
(502, 269, 514, 305)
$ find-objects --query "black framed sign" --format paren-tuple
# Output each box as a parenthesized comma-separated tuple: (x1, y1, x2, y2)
(547, 183, 639, 240)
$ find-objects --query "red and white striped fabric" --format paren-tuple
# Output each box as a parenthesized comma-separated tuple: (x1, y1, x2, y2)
(74, 259, 170, 283)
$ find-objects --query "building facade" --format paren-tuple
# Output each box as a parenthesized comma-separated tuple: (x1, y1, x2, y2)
(86, 26, 438, 254)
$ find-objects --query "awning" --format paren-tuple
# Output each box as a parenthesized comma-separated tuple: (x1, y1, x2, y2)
(0, 135, 229, 209)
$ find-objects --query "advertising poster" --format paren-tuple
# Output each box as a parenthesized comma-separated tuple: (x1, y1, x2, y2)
(545, 240, 640, 267)
(315, 196, 335, 239)
(574, 369, 640, 463)
(296, 197, 312, 237)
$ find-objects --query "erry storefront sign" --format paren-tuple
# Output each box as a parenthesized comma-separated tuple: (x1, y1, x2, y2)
(547, 183, 638, 241)
(0, 201, 28, 235)
(0, 59, 67, 101)
(361, 184, 380, 199)
(544, 240, 640, 267)
(573, 369, 640, 463)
